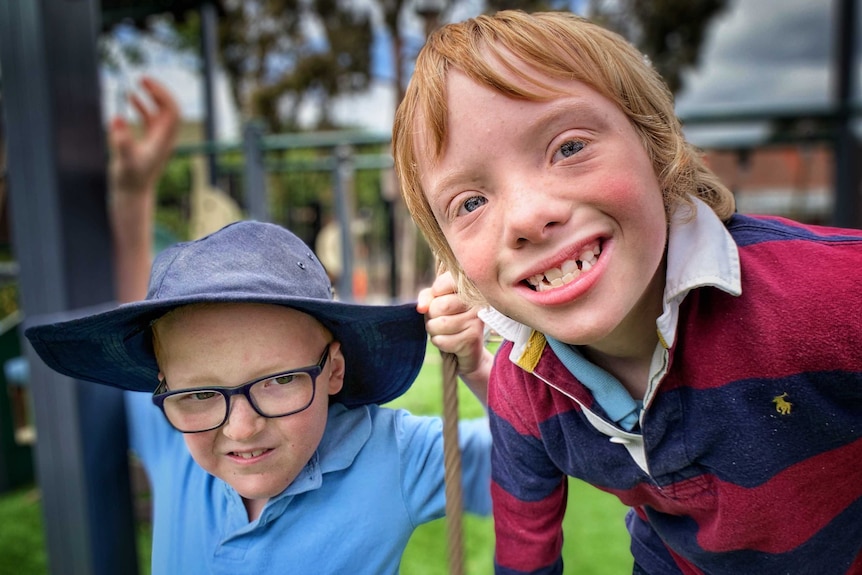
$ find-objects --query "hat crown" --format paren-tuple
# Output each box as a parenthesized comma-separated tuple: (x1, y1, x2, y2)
(147, 221, 333, 302)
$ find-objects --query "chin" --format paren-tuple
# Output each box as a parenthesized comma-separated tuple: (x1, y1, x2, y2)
(225, 472, 290, 497)
(237, 483, 288, 501)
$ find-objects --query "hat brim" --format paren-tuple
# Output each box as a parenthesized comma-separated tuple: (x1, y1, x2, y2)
(24, 295, 427, 407)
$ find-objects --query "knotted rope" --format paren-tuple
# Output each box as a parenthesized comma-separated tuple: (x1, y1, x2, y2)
(441, 349, 464, 575)
(436, 258, 465, 575)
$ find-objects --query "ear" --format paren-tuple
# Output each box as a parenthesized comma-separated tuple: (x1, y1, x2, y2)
(325, 341, 345, 396)
(157, 372, 165, 390)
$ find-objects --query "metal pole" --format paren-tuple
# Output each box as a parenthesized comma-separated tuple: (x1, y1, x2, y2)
(0, 0, 139, 573)
(831, 0, 861, 228)
(200, 1, 219, 187)
(243, 120, 269, 221)
(333, 145, 355, 301)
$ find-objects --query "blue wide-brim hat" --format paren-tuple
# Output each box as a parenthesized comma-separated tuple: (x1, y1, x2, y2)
(24, 221, 427, 407)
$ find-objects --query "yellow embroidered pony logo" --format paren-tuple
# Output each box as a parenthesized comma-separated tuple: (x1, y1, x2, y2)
(772, 393, 792, 415)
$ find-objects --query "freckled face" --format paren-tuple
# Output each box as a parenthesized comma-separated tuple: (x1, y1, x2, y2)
(154, 303, 343, 506)
(419, 69, 668, 355)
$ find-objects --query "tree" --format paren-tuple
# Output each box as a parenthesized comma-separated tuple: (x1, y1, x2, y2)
(586, 0, 729, 95)
(382, 0, 555, 103)
(216, 0, 373, 131)
(102, 0, 727, 132)
(105, 1, 374, 133)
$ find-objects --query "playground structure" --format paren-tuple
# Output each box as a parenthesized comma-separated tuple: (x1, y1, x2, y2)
(0, 1, 859, 574)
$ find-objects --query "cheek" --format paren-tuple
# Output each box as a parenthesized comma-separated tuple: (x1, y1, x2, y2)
(447, 235, 495, 286)
(290, 399, 330, 440)
(600, 167, 665, 223)
(439, 206, 500, 276)
(183, 433, 217, 471)
(273, 412, 328, 462)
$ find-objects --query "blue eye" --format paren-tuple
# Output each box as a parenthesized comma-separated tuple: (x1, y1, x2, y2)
(462, 196, 487, 214)
(559, 140, 585, 158)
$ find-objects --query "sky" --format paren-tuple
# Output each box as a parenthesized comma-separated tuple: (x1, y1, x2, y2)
(673, 0, 845, 146)
(100, 0, 852, 144)
(676, 0, 837, 113)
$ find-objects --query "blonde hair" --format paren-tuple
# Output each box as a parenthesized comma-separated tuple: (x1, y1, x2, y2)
(392, 10, 734, 304)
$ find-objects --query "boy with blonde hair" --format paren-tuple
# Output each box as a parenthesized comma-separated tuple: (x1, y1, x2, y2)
(393, 10, 862, 575)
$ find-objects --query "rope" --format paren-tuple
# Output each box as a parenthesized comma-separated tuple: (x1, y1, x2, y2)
(441, 349, 465, 575)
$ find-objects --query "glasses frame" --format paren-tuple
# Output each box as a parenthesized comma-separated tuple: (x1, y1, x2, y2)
(152, 344, 331, 433)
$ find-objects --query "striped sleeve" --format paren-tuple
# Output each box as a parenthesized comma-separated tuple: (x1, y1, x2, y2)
(489, 342, 567, 574)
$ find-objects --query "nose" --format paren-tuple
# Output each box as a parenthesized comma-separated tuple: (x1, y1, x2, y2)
(221, 395, 265, 440)
(502, 180, 567, 248)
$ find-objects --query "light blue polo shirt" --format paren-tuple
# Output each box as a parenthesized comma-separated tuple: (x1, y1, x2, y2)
(125, 392, 491, 575)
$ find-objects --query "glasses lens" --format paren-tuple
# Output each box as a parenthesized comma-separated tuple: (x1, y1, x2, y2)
(162, 390, 228, 433)
(249, 371, 315, 416)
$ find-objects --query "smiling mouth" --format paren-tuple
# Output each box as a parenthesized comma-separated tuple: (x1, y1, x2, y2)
(525, 241, 602, 292)
(232, 449, 269, 459)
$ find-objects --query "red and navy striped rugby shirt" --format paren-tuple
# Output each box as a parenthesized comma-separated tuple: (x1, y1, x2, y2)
(483, 207, 862, 575)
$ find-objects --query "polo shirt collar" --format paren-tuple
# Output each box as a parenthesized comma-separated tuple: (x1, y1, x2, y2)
(219, 403, 372, 517)
(657, 196, 741, 348)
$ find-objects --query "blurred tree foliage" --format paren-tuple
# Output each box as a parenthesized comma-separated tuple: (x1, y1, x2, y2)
(586, 0, 729, 96)
(94, 0, 728, 296)
(105, 1, 373, 133)
(217, 0, 374, 131)
(0, 1, 730, 314)
(101, 0, 728, 132)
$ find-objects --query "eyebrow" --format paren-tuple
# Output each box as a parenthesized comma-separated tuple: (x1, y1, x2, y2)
(529, 97, 610, 137)
(425, 170, 481, 206)
(164, 368, 293, 392)
(163, 346, 330, 391)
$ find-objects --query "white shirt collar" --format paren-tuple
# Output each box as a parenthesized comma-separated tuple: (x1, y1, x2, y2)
(657, 196, 741, 347)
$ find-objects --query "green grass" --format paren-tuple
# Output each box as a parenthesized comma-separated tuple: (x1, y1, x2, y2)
(391, 345, 633, 574)
(0, 485, 153, 575)
(0, 486, 47, 574)
(0, 344, 632, 574)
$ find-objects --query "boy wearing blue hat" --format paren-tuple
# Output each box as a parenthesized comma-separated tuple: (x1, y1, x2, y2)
(25, 79, 492, 575)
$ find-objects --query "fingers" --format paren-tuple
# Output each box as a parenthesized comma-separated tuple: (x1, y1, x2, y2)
(418, 269, 487, 381)
(417, 270, 457, 313)
(426, 304, 485, 375)
(424, 287, 478, 351)
(419, 274, 469, 320)
(426, 291, 473, 329)
(122, 76, 179, 143)
(426, 306, 481, 348)
(140, 77, 181, 137)
(108, 117, 132, 158)
(140, 76, 175, 111)
(416, 286, 434, 314)
(430, 270, 457, 297)
(128, 92, 152, 130)
(111, 76, 180, 188)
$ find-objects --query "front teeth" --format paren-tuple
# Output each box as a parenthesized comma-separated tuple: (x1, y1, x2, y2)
(236, 449, 266, 459)
(527, 243, 601, 292)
